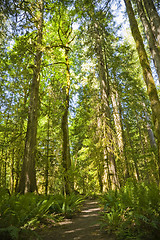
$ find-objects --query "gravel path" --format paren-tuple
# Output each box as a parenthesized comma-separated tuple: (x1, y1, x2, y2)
(35, 200, 115, 240)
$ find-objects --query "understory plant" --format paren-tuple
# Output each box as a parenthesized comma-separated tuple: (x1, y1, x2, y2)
(50, 193, 84, 217)
(0, 189, 84, 239)
(99, 179, 160, 240)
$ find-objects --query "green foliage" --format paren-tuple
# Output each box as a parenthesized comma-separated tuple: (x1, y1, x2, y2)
(0, 226, 19, 240)
(50, 193, 84, 217)
(0, 191, 84, 239)
(0, 193, 46, 228)
(99, 180, 160, 240)
(1, 1, 159, 239)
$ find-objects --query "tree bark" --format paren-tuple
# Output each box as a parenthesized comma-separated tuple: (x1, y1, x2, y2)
(97, 162, 104, 193)
(143, 0, 160, 46)
(136, 0, 160, 83)
(126, 122, 141, 181)
(45, 108, 50, 196)
(62, 48, 72, 195)
(124, 0, 160, 182)
(145, 114, 157, 150)
(95, 24, 119, 189)
(135, 113, 150, 181)
(111, 87, 130, 180)
(142, 103, 157, 150)
(11, 148, 14, 194)
(18, 1, 43, 193)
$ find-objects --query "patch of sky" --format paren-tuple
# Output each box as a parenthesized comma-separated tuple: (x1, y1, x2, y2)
(111, 0, 129, 39)
(72, 21, 79, 30)
(150, 59, 159, 87)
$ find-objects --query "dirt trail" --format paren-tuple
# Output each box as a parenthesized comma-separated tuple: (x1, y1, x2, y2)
(36, 200, 115, 240)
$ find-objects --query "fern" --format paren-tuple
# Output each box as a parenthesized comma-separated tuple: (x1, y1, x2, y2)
(100, 180, 160, 239)
(0, 192, 84, 239)
(0, 226, 19, 240)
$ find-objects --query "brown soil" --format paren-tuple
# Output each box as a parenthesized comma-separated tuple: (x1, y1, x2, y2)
(34, 200, 116, 240)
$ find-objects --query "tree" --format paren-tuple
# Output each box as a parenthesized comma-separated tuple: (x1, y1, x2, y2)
(18, 0, 44, 193)
(142, 0, 160, 46)
(0, 0, 159, 196)
(134, 0, 160, 83)
(124, 0, 160, 182)
(110, 86, 130, 180)
(61, 40, 72, 195)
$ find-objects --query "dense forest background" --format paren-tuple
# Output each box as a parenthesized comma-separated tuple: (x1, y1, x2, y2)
(0, 0, 160, 239)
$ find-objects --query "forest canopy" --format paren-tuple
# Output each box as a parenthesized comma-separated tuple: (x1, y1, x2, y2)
(1, 0, 160, 194)
(0, 0, 160, 193)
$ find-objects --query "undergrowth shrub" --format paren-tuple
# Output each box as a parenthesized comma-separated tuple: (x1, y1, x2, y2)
(50, 193, 84, 217)
(99, 180, 160, 240)
(0, 189, 84, 240)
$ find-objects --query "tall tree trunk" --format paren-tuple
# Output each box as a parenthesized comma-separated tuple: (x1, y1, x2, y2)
(111, 87, 130, 180)
(135, 113, 150, 181)
(0, 149, 3, 187)
(15, 156, 20, 192)
(136, 0, 160, 83)
(45, 109, 50, 196)
(3, 115, 9, 189)
(144, 112, 157, 150)
(62, 48, 72, 195)
(18, 1, 43, 193)
(96, 114, 104, 192)
(15, 108, 26, 192)
(11, 149, 14, 194)
(142, 103, 157, 150)
(124, 0, 160, 182)
(126, 122, 141, 181)
(4, 152, 7, 188)
(97, 161, 104, 193)
(143, 0, 160, 46)
(95, 26, 119, 189)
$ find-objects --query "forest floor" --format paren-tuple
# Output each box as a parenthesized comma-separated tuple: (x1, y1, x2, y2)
(33, 200, 116, 240)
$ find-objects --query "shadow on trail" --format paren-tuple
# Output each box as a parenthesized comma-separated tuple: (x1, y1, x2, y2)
(36, 200, 115, 240)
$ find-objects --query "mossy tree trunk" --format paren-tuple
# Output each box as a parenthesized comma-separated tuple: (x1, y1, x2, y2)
(18, 0, 44, 194)
(124, 0, 160, 182)
(143, 0, 160, 46)
(111, 87, 130, 181)
(136, 0, 160, 82)
(136, 0, 160, 83)
(62, 48, 72, 195)
(95, 24, 119, 189)
(45, 100, 50, 196)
